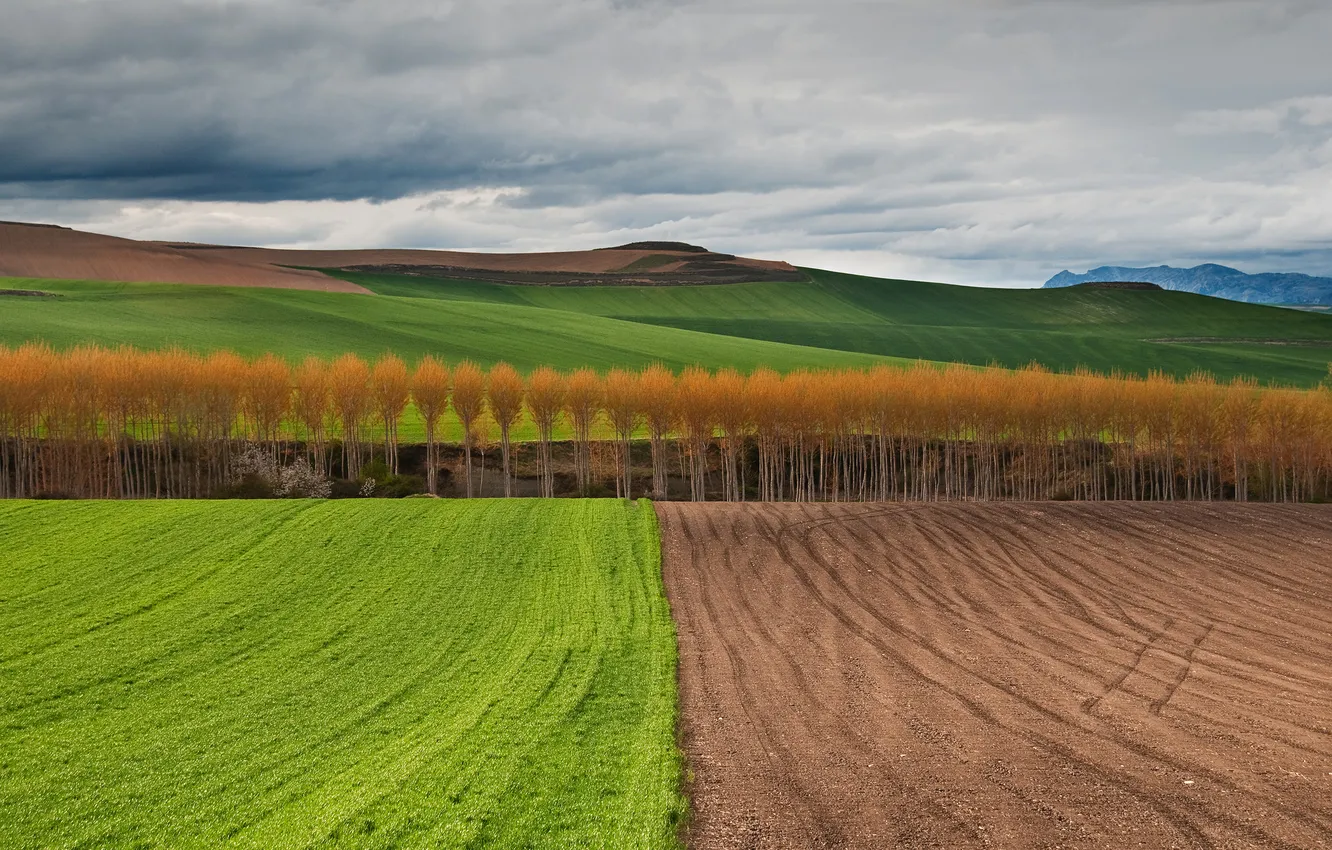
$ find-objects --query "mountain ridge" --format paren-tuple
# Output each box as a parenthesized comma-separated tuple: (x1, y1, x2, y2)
(1044, 264, 1332, 305)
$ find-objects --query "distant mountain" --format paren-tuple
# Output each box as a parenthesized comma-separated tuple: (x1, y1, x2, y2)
(1043, 264, 1332, 305)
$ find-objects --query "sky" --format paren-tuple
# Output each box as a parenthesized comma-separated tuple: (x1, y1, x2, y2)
(2, 0, 1330, 287)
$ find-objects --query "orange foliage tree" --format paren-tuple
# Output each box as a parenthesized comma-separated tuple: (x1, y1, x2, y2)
(676, 367, 716, 502)
(4, 347, 1332, 503)
(638, 364, 676, 499)
(245, 354, 291, 462)
(525, 366, 566, 498)
(451, 361, 486, 497)
(487, 363, 525, 497)
(370, 353, 410, 475)
(410, 356, 450, 495)
(565, 368, 603, 495)
(328, 353, 371, 480)
(293, 357, 331, 474)
(602, 368, 640, 498)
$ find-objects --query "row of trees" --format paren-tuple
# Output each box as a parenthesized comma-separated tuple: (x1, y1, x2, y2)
(1, 343, 1330, 502)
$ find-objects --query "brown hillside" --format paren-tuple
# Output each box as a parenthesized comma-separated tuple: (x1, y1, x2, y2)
(0, 222, 366, 293)
(0, 221, 802, 291)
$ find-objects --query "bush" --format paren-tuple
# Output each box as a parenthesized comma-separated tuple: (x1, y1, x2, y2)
(212, 473, 275, 500)
(579, 481, 612, 498)
(227, 447, 331, 499)
(275, 459, 332, 498)
(369, 474, 426, 498)
(329, 479, 366, 499)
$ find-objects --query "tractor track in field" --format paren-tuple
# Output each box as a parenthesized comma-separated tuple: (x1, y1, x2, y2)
(658, 501, 1332, 849)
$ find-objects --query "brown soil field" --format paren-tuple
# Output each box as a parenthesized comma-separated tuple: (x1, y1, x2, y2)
(1, 222, 798, 289)
(0, 222, 367, 292)
(658, 502, 1332, 849)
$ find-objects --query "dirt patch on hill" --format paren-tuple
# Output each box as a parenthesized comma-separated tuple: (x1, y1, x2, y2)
(0, 289, 59, 297)
(1073, 280, 1165, 291)
(658, 502, 1332, 849)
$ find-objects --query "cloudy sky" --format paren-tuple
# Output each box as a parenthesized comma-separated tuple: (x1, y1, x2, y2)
(2, 0, 1330, 286)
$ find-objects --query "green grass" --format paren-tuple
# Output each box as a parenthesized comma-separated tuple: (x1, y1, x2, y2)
(0, 499, 684, 849)
(338, 268, 1332, 386)
(7, 261, 1332, 384)
(0, 278, 891, 372)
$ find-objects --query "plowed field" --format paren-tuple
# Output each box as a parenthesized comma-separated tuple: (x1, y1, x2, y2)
(658, 502, 1332, 849)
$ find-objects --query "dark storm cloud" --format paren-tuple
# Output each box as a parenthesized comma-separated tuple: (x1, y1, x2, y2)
(2, 0, 1331, 284)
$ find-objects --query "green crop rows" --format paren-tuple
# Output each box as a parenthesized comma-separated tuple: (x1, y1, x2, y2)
(5, 259, 1332, 385)
(0, 277, 889, 373)
(341, 267, 1332, 387)
(0, 500, 684, 849)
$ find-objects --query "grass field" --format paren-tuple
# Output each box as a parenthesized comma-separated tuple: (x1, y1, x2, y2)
(0, 500, 684, 849)
(0, 277, 890, 373)
(5, 263, 1332, 385)
(339, 268, 1332, 386)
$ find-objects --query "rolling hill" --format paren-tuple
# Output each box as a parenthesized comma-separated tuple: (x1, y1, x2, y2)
(3, 220, 1332, 385)
(0, 276, 892, 373)
(332, 267, 1332, 386)
(1045, 263, 1332, 305)
(0, 221, 797, 291)
(0, 221, 364, 292)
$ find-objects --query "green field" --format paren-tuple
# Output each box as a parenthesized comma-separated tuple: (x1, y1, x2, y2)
(339, 268, 1332, 386)
(0, 500, 684, 849)
(0, 277, 889, 373)
(5, 263, 1332, 384)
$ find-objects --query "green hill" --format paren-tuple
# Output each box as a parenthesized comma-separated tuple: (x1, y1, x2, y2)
(0, 277, 891, 372)
(4, 263, 1332, 385)
(336, 268, 1332, 386)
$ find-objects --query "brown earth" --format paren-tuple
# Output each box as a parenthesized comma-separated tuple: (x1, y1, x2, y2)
(0, 222, 799, 290)
(0, 222, 368, 292)
(658, 502, 1332, 849)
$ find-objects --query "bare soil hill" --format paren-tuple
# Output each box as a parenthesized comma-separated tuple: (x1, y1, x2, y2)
(0, 221, 365, 292)
(0, 222, 800, 290)
(658, 502, 1332, 849)
(192, 240, 801, 285)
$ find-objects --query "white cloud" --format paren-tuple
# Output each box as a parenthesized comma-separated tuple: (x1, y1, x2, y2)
(1176, 108, 1286, 136)
(1177, 96, 1332, 136)
(1292, 96, 1332, 126)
